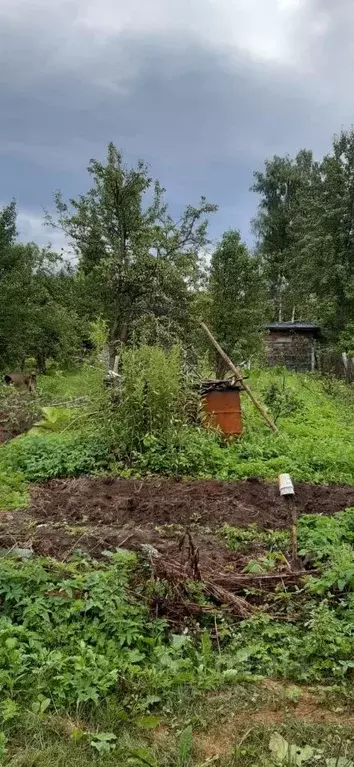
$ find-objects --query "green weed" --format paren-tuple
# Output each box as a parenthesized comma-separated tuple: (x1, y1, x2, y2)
(110, 345, 199, 456)
(0, 552, 231, 715)
(298, 508, 354, 563)
(3, 365, 354, 493)
(28, 406, 77, 435)
(0, 433, 112, 482)
(0, 470, 28, 511)
(114, 367, 354, 484)
(219, 524, 289, 553)
(263, 377, 302, 424)
(37, 366, 104, 403)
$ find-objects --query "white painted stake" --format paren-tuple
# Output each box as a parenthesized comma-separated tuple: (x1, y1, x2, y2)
(278, 473, 299, 569)
(278, 473, 295, 497)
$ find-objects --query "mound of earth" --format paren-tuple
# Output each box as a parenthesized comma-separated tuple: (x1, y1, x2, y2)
(0, 477, 354, 561)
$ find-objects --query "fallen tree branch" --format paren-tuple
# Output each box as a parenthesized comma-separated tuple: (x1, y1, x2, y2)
(153, 557, 255, 618)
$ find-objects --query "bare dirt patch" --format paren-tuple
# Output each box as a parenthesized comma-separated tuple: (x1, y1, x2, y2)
(29, 476, 354, 530)
(1, 476, 354, 562)
(184, 681, 354, 759)
(195, 697, 354, 760)
(154, 681, 354, 760)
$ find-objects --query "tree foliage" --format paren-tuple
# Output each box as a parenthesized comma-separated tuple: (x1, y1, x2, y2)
(298, 130, 354, 337)
(252, 128, 354, 342)
(50, 143, 217, 362)
(4, 130, 354, 375)
(252, 150, 317, 322)
(210, 230, 267, 372)
(0, 203, 82, 371)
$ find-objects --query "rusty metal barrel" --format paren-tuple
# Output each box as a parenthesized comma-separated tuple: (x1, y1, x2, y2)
(201, 379, 243, 437)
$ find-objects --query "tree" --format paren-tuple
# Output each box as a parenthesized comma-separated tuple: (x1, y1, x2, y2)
(252, 151, 316, 322)
(50, 143, 217, 362)
(209, 230, 267, 375)
(0, 200, 17, 256)
(297, 130, 354, 338)
(252, 134, 354, 341)
(0, 202, 83, 371)
(23, 257, 84, 372)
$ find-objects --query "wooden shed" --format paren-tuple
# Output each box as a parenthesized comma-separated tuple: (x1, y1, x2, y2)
(265, 322, 321, 372)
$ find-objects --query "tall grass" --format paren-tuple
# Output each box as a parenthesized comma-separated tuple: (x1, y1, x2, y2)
(112, 345, 198, 455)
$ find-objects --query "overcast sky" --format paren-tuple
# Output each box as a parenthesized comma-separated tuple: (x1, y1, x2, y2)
(0, 0, 353, 249)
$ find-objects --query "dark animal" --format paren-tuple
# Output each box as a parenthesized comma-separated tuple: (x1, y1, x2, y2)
(4, 373, 37, 392)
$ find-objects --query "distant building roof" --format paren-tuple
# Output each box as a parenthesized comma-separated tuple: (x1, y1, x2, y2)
(265, 322, 321, 335)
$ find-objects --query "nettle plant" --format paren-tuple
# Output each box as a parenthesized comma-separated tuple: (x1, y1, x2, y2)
(109, 345, 200, 455)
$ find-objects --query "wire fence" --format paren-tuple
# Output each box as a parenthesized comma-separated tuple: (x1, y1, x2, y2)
(317, 350, 354, 383)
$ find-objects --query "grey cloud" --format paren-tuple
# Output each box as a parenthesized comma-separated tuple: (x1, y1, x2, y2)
(0, 1, 354, 244)
(297, 0, 354, 109)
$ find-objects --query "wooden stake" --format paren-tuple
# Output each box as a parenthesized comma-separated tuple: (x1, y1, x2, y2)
(199, 321, 278, 433)
(279, 474, 299, 570)
(287, 496, 300, 569)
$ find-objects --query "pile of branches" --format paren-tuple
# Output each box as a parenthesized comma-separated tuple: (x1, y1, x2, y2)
(145, 531, 311, 624)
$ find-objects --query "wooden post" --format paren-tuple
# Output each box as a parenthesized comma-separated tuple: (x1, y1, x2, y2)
(199, 321, 278, 433)
(113, 354, 119, 375)
(288, 496, 299, 569)
(279, 473, 299, 569)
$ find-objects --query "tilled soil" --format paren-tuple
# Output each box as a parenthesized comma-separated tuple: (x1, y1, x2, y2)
(1, 476, 354, 563)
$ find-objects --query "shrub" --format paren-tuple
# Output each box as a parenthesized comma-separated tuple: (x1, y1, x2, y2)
(0, 385, 41, 440)
(133, 426, 225, 476)
(262, 376, 302, 424)
(111, 345, 199, 455)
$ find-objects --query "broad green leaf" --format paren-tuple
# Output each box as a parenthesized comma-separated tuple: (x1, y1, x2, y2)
(284, 685, 302, 703)
(243, 559, 266, 574)
(269, 733, 314, 765)
(128, 747, 158, 766)
(70, 727, 86, 742)
(27, 427, 46, 436)
(135, 715, 160, 730)
(94, 733, 117, 741)
(235, 648, 251, 663)
(289, 744, 314, 765)
(41, 407, 60, 423)
(172, 634, 190, 650)
(269, 733, 289, 763)
(222, 669, 241, 680)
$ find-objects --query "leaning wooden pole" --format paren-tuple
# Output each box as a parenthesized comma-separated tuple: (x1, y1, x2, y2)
(199, 321, 278, 433)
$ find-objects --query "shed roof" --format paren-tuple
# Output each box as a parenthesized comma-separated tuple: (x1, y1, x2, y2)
(265, 321, 321, 335)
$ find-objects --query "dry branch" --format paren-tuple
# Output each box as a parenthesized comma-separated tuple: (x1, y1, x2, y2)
(153, 556, 255, 619)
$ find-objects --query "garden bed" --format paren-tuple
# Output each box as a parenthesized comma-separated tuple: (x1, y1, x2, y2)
(1, 475, 353, 561)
